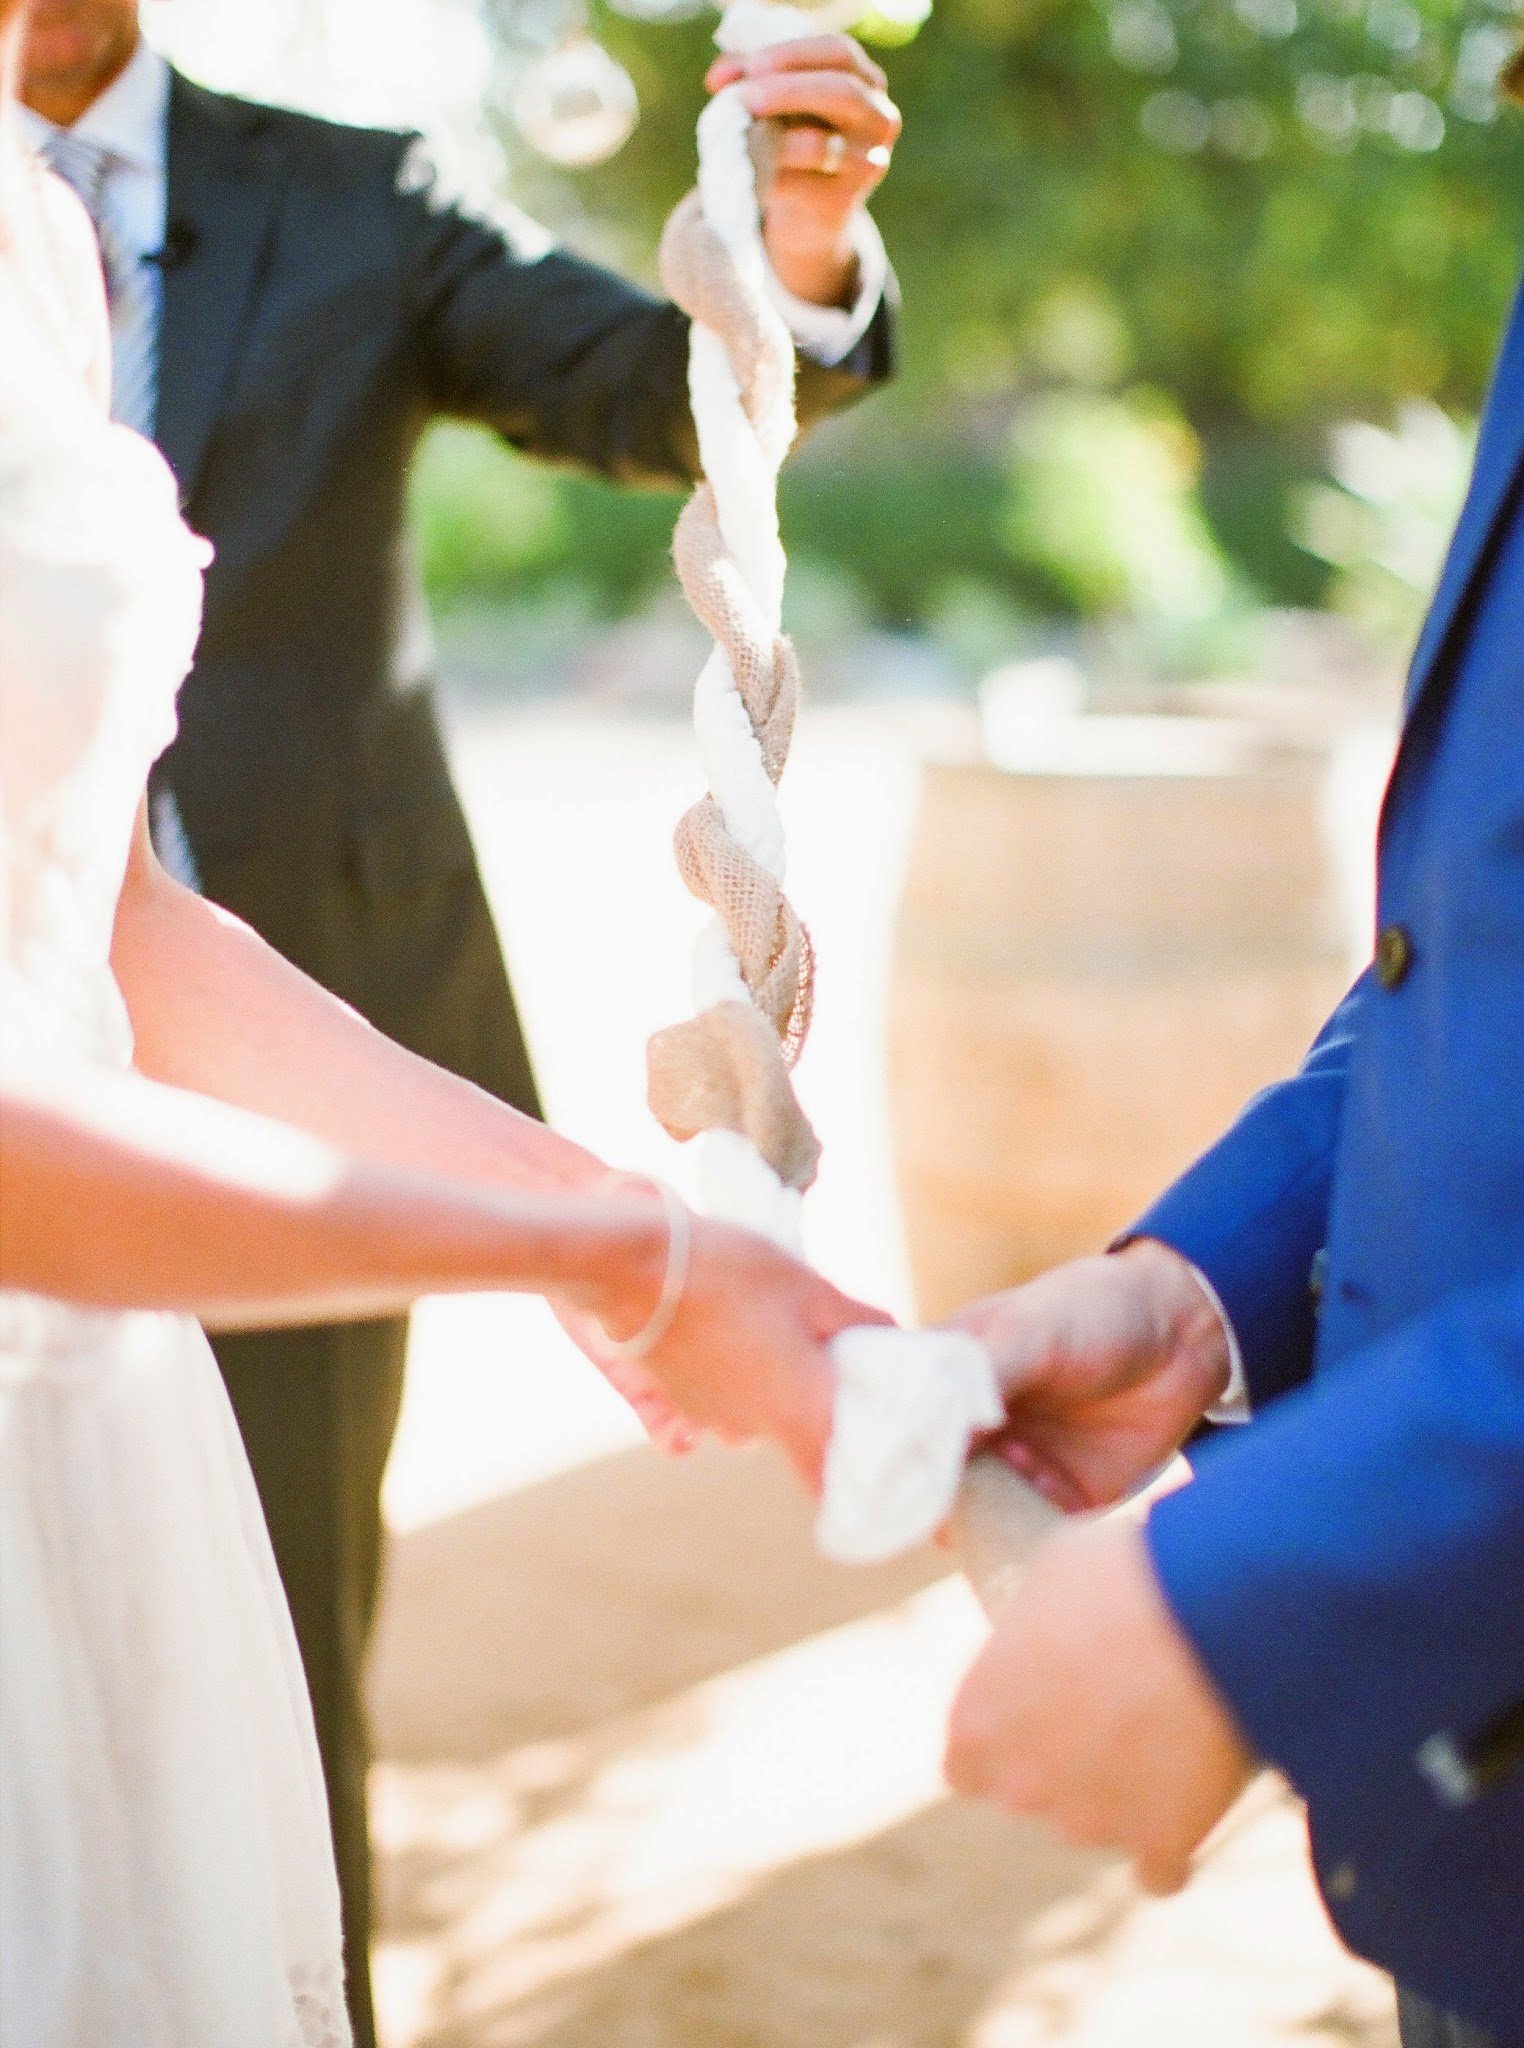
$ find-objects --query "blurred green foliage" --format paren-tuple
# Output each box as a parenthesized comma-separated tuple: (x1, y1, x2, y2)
(414, 423, 677, 612)
(415, 0, 1523, 667)
(1004, 390, 1230, 617)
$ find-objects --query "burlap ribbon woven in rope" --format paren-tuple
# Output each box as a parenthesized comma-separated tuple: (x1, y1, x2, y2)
(646, 168, 821, 1194)
(641, 5, 1050, 1584)
(673, 493, 799, 782)
(674, 797, 813, 1049)
(649, 1000, 822, 1191)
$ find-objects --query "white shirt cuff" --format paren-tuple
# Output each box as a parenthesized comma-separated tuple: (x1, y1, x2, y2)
(1185, 1261, 1250, 1423)
(764, 211, 888, 368)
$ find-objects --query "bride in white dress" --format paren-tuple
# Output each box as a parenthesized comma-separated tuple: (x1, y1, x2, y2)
(0, 7, 876, 2040)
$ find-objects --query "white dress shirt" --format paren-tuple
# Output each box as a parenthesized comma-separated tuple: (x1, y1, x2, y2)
(20, 36, 170, 434)
(768, 212, 890, 367)
(1187, 1260, 1251, 1421)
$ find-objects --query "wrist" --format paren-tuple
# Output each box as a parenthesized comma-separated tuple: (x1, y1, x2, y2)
(783, 1343, 838, 1487)
(580, 1194, 669, 1339)
(764, 211, 860, 310)
(1116, 1238, 1233, 1409)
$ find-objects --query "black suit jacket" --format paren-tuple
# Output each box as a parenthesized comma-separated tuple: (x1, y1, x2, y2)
(155, 73, 893, 1112)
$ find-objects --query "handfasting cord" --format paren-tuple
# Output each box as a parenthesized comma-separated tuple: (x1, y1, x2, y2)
(650, 0, 1060, 1605)
(646, 0, 820, 1249)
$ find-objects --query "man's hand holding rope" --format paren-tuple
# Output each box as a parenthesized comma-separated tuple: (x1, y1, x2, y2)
(706, 32, 902, 312)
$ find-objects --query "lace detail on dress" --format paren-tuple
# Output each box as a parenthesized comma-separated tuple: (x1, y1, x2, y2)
(0, 1290, 128, 1383)
(289, 1966, 353, 2048)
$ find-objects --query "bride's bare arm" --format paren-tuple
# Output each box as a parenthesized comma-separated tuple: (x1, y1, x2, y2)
(0, 1043, 655, 1329)
(111, 807, 604, 1194)
(0, 1045, 850, 1474)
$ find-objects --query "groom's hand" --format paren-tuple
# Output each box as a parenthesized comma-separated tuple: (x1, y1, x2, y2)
(707, 34, 901, 310)
(945, 1515, 1256, 1893)
(942, 1241, 1233, 1513)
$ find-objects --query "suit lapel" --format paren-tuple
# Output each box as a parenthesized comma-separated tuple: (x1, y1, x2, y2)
(1403, 275, 1524, 717)
(156, 74, 281, 506)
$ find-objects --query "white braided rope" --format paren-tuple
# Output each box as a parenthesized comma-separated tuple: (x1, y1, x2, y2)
(680, 1, 1060, 1579)
(687, 6, 811, 1246)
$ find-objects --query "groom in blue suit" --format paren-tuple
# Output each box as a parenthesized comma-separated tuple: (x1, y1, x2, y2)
(940, 153, 1524, 2048)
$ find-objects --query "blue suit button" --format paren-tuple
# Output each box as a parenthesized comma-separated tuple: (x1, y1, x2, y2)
(1326, 1862, 1358, 1901)
(1375, 924, 1414, 990)
(1416, 1732, 1480, 1807)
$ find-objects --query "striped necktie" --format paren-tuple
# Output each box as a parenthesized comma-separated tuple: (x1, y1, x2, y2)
(41, 127, 159, 441)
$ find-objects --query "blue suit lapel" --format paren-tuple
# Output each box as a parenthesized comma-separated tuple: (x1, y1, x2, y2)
(1404, 276, 1524, 716)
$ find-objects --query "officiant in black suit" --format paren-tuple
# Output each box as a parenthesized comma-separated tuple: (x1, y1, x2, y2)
(21, 3, 899, 2039)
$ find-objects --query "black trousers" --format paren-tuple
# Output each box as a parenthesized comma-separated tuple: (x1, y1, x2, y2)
(213, 1315, 410, 2048)
(1399, 1989, 1497, 2048)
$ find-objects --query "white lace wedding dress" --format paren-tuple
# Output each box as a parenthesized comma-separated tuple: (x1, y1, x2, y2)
(0, 239, 352, 2044)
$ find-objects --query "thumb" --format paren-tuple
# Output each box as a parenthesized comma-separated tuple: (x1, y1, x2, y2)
(939, 1296, 1055, 1406)
(811, 1281, 896, 1341)
(979, 1428, 1093, 1514)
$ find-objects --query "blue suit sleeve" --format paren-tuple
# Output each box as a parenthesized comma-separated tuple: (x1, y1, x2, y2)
(1127, 971, 1370, 1409)
(1147, 1272, 1524, 2026)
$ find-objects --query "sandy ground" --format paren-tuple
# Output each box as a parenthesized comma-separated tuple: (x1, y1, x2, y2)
(368, 700, 1398, 2048)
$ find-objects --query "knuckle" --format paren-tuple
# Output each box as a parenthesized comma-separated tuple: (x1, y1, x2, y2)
(945, 1693, 984, 1760)
(943, 1732, 984, 1798)
(841, 32, 886, 83)
(946, 1700, 998, 1788)
(1138, 1843, 1190, 1895)
(1056, 1801, 1111, 1851)
(997, 1766, 1042, 1815)
(944, 1755, 975, 1799)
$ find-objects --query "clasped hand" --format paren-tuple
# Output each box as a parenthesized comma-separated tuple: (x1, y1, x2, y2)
(560, 1202, 890, 1485)
(942, 1242, 1257, 1893)
(570, 1223, 1257, 1898)
(707, 33, 902, 311)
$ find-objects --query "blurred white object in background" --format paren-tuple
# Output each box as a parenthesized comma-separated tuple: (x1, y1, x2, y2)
(143, 0, 494, 132)
(606, 0, 711, 20)
(987, 715, 1264, 779)
(980, 657, 1264, 778)
(979, 655, 1086, 762)
(858, 0, 934, 30)
(511, 33, 640, 165)
(1293, 400, 1475, 655)
(1324, 717, 1398, 974)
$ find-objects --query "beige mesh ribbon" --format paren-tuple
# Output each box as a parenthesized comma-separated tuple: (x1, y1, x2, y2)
(646, 88, 823, 1220)
(643, 0, 1061, 1589)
